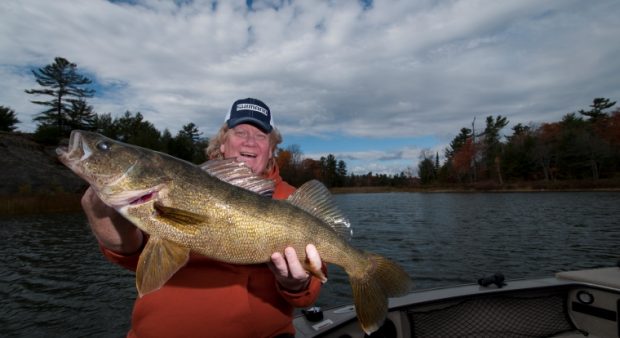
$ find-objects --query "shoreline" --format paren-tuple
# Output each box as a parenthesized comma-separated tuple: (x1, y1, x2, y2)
(330, 186, 620, 194)
(2, 180, 620, 216)
(329, 179, 620, 194)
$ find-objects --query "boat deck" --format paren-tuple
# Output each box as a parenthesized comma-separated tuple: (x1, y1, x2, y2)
(294, 267, 620, 338)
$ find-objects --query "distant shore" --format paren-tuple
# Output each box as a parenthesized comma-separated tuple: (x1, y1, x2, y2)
(330, 178, 620, 194)
(2, 178, 619, 216)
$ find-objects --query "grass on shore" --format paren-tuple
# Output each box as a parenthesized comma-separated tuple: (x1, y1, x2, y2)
(0, 193, 83, 215)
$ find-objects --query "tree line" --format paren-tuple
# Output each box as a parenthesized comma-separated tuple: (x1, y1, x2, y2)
(419, 98, 620, 186)
(2, 57, 619, 188)
(2, 57, 208, 164)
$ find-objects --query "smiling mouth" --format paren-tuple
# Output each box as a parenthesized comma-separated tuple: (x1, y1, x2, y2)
(240, 152, 257, 158)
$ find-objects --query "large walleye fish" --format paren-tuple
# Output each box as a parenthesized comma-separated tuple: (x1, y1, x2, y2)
(56, 130, 412, 334)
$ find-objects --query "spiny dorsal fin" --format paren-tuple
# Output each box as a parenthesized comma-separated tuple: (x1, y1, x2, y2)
(199, 158, 274, 197)
(287, 180, 353, 241)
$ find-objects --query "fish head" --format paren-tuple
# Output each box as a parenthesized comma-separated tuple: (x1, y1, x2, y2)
(56, 130, 169, 208)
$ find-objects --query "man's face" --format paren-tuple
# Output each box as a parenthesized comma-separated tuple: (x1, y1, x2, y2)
(220, 123, 272, 175)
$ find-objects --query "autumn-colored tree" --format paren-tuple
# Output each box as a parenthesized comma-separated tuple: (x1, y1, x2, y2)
(275, 144, 305, 186)
(299, 158, 322, 184)
(602, 109, 620, 147)
(534, 122, 561, 181)
(276, 148, 295, 184)
(451, 137, 476, 183)
(444, 128, 474, 183)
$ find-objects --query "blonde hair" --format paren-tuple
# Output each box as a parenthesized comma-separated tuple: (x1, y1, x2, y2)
(206, 123, 283, 172)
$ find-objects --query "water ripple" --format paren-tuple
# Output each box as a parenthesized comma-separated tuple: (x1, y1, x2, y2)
(1, 192, 619, 336)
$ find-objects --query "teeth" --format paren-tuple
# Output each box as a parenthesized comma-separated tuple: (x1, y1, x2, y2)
(80, 139, 92, 161)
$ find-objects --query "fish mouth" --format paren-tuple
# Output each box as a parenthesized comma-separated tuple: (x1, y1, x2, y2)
(56, 130, 91, 165)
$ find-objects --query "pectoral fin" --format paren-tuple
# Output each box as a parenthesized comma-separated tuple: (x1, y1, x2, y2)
(136, 236, 190, 297)
(154, 203, 208, 235)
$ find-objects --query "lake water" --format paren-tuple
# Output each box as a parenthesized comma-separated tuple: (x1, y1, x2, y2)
(1, 192, 619, 337)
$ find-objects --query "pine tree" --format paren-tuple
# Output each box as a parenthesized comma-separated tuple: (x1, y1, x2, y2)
(25, 57, 95, 136)
(0, 106, 21, 132)
(579, 97, 616, 121)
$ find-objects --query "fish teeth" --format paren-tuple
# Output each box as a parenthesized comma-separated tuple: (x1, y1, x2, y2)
(80, 136, 92, 161)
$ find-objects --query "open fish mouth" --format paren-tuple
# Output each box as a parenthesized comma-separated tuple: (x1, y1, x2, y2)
(56, 130, 90, 164)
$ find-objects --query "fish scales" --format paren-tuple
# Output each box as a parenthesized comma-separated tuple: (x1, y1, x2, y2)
(56, 130, 412, 334)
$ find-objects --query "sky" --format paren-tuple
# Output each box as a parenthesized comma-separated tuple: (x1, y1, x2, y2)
(1, 0, 619, 175)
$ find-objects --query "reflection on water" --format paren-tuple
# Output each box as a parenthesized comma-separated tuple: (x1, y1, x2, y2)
(317, 191, 620, 307)
(1, 192, 619, 336)
(0, 213, 136, 337)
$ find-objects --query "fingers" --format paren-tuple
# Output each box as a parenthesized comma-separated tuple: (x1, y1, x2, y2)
(305, 244, 321, 271)
(268, 251, 288, 277)
(284, 247, 309, 280)
(305, 244, 326, 283)
(269, 247, 314, 292)
(269, 248, 309, 280)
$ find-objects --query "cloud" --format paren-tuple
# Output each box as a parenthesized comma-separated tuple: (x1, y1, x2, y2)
(1, 0, 619, 174)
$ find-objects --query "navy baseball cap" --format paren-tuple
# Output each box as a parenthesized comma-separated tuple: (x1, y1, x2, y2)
(225, 98, 273, 133)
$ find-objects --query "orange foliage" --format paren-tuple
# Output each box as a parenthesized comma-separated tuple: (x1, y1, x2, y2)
(276, 149, 292, 170)
(452, 138, 475, 175)
(538, 122, 562, 142)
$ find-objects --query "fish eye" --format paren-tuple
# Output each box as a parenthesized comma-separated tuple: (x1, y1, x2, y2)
(96, 141, 111, 152)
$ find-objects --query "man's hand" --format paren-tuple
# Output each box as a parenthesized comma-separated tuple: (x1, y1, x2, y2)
(82, 186, 143, 254)
(268, 244, 322, 292)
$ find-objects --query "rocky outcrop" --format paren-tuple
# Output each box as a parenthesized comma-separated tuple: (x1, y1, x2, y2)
(0, 132, 86, 195)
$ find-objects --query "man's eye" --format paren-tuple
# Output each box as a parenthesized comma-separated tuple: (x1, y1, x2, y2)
(255, 134, 267, 141)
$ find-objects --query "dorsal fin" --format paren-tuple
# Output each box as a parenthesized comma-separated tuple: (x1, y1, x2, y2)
(199, 158, 274, 197)
(287, 180, 353, 241)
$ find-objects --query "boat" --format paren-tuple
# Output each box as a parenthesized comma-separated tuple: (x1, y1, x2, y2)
(293, 265, 620, 338)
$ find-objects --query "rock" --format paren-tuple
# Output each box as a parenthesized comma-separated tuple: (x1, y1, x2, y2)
(0, 132, 86, 195)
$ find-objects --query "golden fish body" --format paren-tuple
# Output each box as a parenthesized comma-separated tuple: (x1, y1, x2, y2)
(57, 130, 412, 334)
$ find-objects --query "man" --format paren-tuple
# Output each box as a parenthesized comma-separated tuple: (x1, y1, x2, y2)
(81, 98, 323, 337)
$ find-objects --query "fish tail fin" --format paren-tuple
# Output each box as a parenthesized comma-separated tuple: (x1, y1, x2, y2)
(350, 253, 413, 334)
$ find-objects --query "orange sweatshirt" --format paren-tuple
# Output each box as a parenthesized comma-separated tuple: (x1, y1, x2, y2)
(101, 165, 323, 338)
